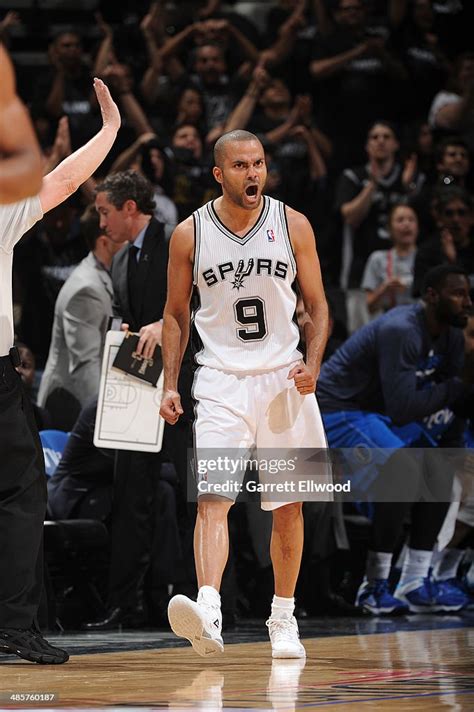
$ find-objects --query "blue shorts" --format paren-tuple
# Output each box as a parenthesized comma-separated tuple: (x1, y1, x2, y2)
(322, 411, 436, 448)
(321, 411, 425, 499)
(322, 411, 404, 449)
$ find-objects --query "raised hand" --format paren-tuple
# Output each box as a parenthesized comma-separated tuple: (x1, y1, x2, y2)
(53, 116, 71, 158)
(440, 228, 457, 263)
(93, 76, 121, 132)
(294, 94, 312, 124)
(140, 2, 161, 36)
(0, 10, 21, 33)
(402, 153, 418, 189)
(94, 11, 113, 39)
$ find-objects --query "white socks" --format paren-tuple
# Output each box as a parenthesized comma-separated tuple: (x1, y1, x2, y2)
(365, 551, 393, 582)
(271, 595, 295, 620)
(198, 585, 221, 607)
(398, 548, 432, 587)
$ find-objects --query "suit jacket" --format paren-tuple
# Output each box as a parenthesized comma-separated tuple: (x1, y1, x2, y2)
(111, 217, 169, 331)
(38, 252, 113, 409)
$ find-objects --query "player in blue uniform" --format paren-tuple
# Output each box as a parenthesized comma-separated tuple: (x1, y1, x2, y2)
(318, 264, 473, 613)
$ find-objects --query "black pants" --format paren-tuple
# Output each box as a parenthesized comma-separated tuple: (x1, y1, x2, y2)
(107, 421, 189, 609)
(370, 448, 454, 553)
(0, 353, 47, 628)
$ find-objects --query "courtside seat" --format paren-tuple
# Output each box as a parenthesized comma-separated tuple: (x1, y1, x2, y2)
(39, 429, 69, 477)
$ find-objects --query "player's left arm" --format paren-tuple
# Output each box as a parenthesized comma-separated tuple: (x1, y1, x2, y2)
(287, 207, 329, 394)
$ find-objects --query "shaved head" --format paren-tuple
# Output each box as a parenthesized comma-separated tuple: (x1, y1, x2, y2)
(214, 130, 261, 168)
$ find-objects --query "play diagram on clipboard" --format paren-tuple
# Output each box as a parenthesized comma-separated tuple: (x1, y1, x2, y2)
(94, 331, 164, 452)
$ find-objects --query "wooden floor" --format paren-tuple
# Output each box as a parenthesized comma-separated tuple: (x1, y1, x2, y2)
(1, 625, 474, 710)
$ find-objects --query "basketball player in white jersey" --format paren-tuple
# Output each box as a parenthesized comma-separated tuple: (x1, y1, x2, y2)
(160, 129, 329, 658)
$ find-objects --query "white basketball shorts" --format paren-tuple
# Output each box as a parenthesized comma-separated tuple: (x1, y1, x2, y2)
(192, 362, 329, 510)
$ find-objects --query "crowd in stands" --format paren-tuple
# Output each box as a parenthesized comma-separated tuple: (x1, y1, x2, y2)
(2, 0, 474, 628)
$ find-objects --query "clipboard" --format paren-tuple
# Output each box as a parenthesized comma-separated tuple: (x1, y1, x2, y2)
(94, 331, 165, 452)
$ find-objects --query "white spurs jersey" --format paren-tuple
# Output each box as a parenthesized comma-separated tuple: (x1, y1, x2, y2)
(193, 196, 302, 371)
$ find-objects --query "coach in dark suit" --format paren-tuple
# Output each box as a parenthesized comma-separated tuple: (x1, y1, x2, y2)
(85, 170, 189, 629)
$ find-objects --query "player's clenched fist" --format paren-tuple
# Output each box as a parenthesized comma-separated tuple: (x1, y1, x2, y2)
(288, 363, 317, 395)
(160, 389, 184, 424)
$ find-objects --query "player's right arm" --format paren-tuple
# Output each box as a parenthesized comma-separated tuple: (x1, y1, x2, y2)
(0, 43, 43, 203)
(159, 216, 195, 424)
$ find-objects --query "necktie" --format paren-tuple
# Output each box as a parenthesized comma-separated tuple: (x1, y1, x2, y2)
(127, 244, 141, 313)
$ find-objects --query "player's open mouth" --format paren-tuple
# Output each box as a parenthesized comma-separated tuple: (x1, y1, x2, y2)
(245, 185, 258, 197)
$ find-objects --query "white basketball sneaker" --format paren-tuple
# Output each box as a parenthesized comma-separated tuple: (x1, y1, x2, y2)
(266, 616, 306, 659)
(168, 594, 224, 657)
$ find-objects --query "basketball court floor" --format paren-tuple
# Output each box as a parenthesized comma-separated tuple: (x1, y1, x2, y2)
(1, 615, 473, 710)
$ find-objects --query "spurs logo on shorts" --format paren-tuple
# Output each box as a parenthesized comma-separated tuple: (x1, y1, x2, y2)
(192, 196, 301, 371)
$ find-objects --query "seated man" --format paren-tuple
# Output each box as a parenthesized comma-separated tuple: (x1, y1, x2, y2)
(317, 264, 473, 613)
(47, 398, 114, 521)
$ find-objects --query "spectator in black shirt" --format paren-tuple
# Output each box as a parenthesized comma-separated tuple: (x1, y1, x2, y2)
(310, 0, 405, 170)
(435, 138, 471, 189)
(223, 68, 330, 221)
(429, 52, 474, 153)
(335, 121, 423, 331)
(412, 137, 471, 235)
(158, 21, 258, 145)
(389, 0, 450, 122)
(413, 186, 474, 296)
(171, 123, 219, 220)
(262, 0, 318, 95)
(34, 31, 100, 150)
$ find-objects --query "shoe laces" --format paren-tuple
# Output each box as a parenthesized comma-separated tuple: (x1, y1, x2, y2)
(199, 598, 221, 628)
(266, 617, 298, 642)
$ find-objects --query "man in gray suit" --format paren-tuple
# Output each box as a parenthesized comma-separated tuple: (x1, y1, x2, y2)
(38, 205, 125, 429)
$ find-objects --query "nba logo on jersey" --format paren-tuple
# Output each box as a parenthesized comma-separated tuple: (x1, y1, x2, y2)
(267, 229, 275, 242)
